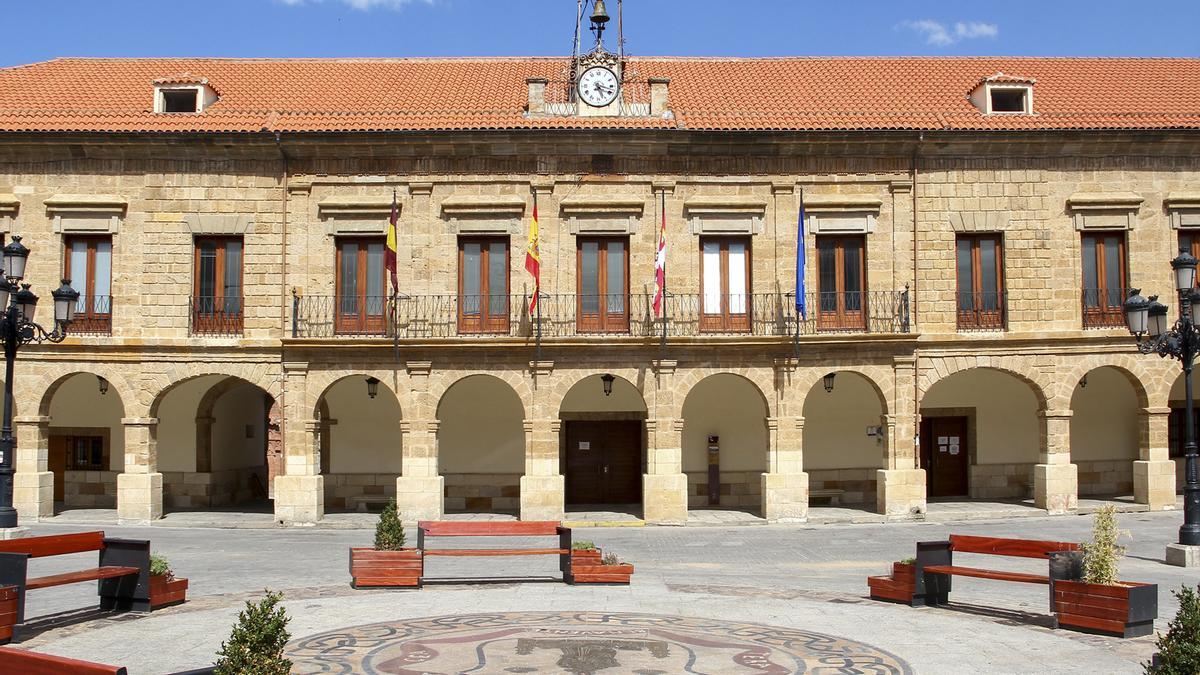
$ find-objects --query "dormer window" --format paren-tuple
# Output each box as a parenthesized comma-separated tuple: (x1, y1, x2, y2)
(969, 73, 1035, 115)
(152, 75, 218, 114)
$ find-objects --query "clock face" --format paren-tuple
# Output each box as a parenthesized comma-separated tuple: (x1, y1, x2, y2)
(578, 66, 620, 107)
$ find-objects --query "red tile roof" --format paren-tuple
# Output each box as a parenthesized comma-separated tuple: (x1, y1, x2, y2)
(0, 56, 1198, 133)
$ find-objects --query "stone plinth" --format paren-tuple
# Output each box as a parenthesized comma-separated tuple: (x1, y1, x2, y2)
(1166, 543, 1200, 567)
(1034, 463, 1078, 514)
(643, 473, 687, 525)
(1133, 460, 1176, 511)
(761, 472, 809, 522)
(877, 468, 926, 518)
(117, 472, 163, 524)
(519, 474, 564, 521)
(13, 471, 53, 521)
(395, 475, 443, 523)
(274, 474, 324, 526)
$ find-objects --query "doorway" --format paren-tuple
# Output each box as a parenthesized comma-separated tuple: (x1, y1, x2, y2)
(920, 416, 969, 497)
(564, 421, 642, 504)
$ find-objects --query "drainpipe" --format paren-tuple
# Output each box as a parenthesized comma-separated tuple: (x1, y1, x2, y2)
(912, 131, 923, 468)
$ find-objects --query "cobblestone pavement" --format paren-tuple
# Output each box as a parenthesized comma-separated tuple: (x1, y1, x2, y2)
(6, 509, 1195, 673)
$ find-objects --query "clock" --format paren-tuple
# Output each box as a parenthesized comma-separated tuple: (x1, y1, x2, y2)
(578, 66, 620, 107)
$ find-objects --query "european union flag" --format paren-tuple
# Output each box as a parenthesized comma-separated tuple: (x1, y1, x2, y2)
(795, 190, 806, 320)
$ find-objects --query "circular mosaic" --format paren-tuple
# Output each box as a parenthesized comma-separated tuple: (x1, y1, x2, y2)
(287, 611, 912, 674)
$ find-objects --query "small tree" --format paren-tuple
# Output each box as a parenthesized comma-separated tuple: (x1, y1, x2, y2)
(374, 499, 406, 551)
(214, 590, 292, 675)
(1081, 504, 1127, 586)
(1145, 584, 1200, 674)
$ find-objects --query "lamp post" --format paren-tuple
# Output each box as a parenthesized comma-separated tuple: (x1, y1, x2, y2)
(1123, 248, 1200, 554)
(0, 235, 78, 529)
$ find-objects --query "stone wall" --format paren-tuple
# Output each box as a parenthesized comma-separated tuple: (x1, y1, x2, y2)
(969, 463, 1035, 500)
(444, 473, 521, 513)
(685, 471, 762, 509)
(64, 470, 118, 508)
(1076, 459, 1135, 497)
(807, 469, 877, 506)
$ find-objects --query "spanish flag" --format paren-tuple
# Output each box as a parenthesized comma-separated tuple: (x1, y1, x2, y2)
(385, 190, 399, 292)
(525, 196, 541, 313)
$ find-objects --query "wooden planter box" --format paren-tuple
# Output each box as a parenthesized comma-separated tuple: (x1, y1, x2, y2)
(868, 562, 916, 604)
(0, 585, 16, 645)
(1053, 579, 1157, 638)
(569, 549, 633, 585)
(149, 575, 189, 610)
(350, 548, 423, 588)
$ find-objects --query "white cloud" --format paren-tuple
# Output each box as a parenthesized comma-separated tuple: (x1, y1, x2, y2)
(278, 0, 434, 10)
(900, 19, 999, 46)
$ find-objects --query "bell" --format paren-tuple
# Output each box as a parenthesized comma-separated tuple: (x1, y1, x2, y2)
(590, 0, 610, 26)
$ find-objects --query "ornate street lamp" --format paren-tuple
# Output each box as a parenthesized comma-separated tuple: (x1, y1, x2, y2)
(365, 377, 380, 400)
(823, 373, 836, 393)
(0, 235, 78, 529)
(1124, 248, 1200, 554)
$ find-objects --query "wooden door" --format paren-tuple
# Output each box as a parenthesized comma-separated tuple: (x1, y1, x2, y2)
(564, 421, 642, 504)
(920, 416, 969, 497)
(48, 436, 66, 502)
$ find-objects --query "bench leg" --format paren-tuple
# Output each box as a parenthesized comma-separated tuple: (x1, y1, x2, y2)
(99, 539, 150, 613)
(558, 527, 573, 584)
(913, 540, 952, 607)
(0, 553, 27, 627)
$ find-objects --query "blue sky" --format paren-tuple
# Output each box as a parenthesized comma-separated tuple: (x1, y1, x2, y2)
(1, 0, 1197, 67)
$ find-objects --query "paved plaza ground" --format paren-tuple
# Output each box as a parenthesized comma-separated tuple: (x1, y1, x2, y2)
(7, 508, 1196, 673)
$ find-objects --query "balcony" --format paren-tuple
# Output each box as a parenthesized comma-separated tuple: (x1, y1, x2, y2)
(956, 291, 1007, 331)
(1082, 288, 1128, 329)
(71, 295, 112, 335)
(289, 290, 911, 339)
(190, 296, 243, 337)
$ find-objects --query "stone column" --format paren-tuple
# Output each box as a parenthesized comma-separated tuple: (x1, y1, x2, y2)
(13, 415, 52, 521)
(762, 416, 808, 522)
(396, 419, 443, 522)
(521, 418, 564, 521)
(274, 362, 324, 525)
(1134, 407, 1176, 511)
(1035, 409, 1078, 514)
(117, 417, 162, 524)
(644, 360, 687, 525)
(878, 356, 926, 517)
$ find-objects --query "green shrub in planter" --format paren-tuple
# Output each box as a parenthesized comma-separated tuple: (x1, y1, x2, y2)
(572, 540, 596, 551)
(215, 590, 292, 675)
(1146, 584, 1200, 674)
(374, 499, 406, 551)
(1081, 504, 1128, 586)
(149, 553, 174, 581)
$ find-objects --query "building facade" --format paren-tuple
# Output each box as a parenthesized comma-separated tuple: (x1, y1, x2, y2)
(0, 56, 1196, 525)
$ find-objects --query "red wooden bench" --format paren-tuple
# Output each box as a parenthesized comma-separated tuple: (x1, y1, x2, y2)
(913, 534, 1081, 612)
(417, 521, 573, 585)
(0, 646, 126, 674)
(0, 531, 150, 643)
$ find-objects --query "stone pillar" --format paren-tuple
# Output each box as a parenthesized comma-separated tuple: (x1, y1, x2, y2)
(396, 419, 443, 522)
(1135, 407, 1176, 511)
(878, 356, 926, 517)
(274, 362, 324, 525)
(644, 359, 687, 525)
(13, 415, 52, 521)
(521, 418, 564, 521)
(644, 417, 688, 525)
(1035, 409, 1078, 514)
(117, 417, 162, 524)
(762, 416, 808, 522)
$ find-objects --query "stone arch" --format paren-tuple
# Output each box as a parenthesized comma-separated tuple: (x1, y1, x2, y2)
(1070, 365, 1142, 497)
(430, 369, 531, 421)
(668, 367, 776, 419)
(557, 372, 650, 417)
(794, 366, 892, 417)
(34, 366, 135, 419)
(680, 373, 771, 511)
(551, 369, 650, 418)
(147, 364, 281, 420)
(307, 369, 404, 420)
(313, 372, 403, 511)
(437, 374, 526, 514)
(1057, 357, 1151, 411)
(557, 372, 649, 508)
(39, 370, 130, 509)
(801, 369, 889, 507)
(919, 357, 1051, 412)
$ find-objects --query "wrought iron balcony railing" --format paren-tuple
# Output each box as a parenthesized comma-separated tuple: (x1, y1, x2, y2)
(956, 291, 1007, 331)
(70, 295, 112, 335)
(190, 296, 244, 336)
(1082, 287, 1129, 329)
(289, 289, 911, 339)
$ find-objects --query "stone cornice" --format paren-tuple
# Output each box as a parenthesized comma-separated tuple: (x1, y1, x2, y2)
(439, 194, 526, 216)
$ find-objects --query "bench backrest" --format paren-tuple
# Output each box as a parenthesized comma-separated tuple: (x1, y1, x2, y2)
(0, 645, 126, 674)
(418, 521, 562, 537)
(949, 534, 1079, 559)
(0, 531, 106, 558)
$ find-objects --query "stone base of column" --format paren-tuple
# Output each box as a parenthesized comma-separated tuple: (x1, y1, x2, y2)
(1166, 543, 1200, 567)
(14, 471, 54, 521)
(273, 474, 324, 526)
(1034, 463, 1078, 514)
(1133, 460, 1177, 511)
(643, 473, 687, 525)
(395, 475, 443, 523)
(0, 527, 30, 540)
(520, 474, 564, 521)
(117, 472, 163, 525)
(761, 472, 809, 522)
(877, 469, 927, 518)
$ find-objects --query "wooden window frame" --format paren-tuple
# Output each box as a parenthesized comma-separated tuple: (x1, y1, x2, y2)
(62, 235, 113, 335)
(335, 237, 387, 336)
(1081, 232, 1127, 328)
(815, 234, 867, 331)
(576, 236, 630, 334)
(1181, 232, 1200, 286)
(698, 236, 752, 333)
(457, 236, 510, 334)
(54, 431, 109, 472)
(955, 234, 1006, 330)
(192, 236, 243, 335)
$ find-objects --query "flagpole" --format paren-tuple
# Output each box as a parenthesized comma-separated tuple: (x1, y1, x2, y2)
(660, 190, 667, 353)
(794, 187, 803, 361)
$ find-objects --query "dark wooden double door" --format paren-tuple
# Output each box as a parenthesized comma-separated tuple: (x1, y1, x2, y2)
(564, 421, 642, 504)
(920, 416, 969, 498)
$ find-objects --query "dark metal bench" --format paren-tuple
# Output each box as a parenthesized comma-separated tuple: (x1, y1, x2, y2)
(417, 521, 572, 584)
